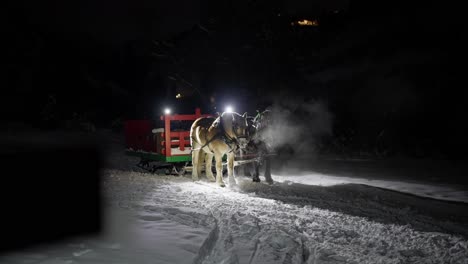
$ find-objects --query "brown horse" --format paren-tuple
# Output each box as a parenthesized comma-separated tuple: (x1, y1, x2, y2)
(190, 112, 249, 187)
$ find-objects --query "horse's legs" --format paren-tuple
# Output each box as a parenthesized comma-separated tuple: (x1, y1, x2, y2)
(227, 152, 237, 186)
(264, 156, 273, 184)
(214, 153, 225, 187)
(252, 161, 260, 182)
(191, 147, 200, 181)
(243, 163, 252, 176)
(234, 165, 241, 177)
(204, 152, 215, 182)
(235, 164, 246, 177)
(197, 150, 205, 179)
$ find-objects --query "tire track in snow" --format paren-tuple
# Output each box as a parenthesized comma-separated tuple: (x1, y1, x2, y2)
(247, 238, 261, 264)
(193, 217, 219, 264)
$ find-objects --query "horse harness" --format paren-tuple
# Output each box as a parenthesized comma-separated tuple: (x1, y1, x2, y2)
(192, 115, 247, 154)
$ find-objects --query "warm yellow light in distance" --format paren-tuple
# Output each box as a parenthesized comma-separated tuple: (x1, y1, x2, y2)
(295, 19, 319, 26)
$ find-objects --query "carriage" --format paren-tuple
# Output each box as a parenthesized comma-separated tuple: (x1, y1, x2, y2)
(124, 108, 264, 175)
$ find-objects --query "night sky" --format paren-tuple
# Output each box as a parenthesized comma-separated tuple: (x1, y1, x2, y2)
(3, 0, 467, 159)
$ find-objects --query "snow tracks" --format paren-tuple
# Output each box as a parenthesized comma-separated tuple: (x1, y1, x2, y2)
(103, 170, 468, 264)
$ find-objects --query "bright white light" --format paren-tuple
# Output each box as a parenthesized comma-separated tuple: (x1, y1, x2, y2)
(164, 108, 171, 115)
(225, 106, 233, 113)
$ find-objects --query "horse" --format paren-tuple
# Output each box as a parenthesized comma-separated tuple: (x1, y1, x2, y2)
(190, 112, 249, 187)
(238, 109, 274, 184)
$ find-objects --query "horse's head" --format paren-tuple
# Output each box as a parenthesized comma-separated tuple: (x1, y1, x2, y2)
(253, 109, 272, 131)
(221, 112, 249, 149)
(246, 116, 257, 140)
(249, 109, 274, 150)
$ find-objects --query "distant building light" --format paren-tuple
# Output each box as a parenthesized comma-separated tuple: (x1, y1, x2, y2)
(176, 93, 182, 99)
(292, 19, 319, 26)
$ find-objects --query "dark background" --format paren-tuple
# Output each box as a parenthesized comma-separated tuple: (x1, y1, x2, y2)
(2, 0, 467, 159)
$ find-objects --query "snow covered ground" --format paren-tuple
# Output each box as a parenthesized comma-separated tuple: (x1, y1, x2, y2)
(1, 130, 468, 263)
(271, 172, 468, 204)
(271, 156, 468, 204)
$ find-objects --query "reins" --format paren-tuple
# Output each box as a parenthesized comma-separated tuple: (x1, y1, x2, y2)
(191, 113, 248, 154)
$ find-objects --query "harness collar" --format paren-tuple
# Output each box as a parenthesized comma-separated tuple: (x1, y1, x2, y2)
(219, 114, 248, 152)
(192, 114, 247, 154)
(219, 116, 239, 152)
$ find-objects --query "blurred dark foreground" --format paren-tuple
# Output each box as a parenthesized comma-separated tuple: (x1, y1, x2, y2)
(0, 131, 102, 254)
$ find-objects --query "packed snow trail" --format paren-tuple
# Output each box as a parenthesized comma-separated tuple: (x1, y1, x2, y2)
(109, 170, 468, 264)
(2, 169, 466, 263)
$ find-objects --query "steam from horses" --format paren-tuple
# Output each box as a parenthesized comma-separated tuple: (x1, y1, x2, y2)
(257, 99, 333, 157)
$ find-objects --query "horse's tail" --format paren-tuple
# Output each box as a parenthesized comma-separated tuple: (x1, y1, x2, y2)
(190, 119, 202, 148)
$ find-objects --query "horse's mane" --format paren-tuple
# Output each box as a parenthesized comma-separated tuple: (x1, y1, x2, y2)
(220, 112, 242, 118)
(212, 111, 242, 128)
(212, 116, 221, 128)
(253, 109, 271, 131)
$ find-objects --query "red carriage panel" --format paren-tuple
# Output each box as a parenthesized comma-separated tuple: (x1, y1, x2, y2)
(124, 108, 214, 161)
